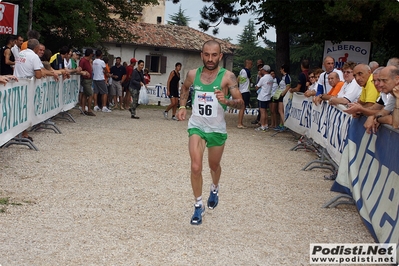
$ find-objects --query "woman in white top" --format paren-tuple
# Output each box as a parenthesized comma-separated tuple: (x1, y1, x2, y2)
(304, 68, 323, 98)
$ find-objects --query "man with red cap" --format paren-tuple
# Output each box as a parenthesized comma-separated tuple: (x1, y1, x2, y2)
(123, 58, 137, 109)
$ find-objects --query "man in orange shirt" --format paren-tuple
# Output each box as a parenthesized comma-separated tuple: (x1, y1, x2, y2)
(313, 72, 344, 106)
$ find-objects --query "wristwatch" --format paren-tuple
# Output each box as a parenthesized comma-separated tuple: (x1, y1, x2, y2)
(375, 115, 383, 123)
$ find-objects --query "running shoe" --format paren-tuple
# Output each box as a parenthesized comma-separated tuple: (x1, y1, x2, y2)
(274, 125, 287, 132)
(172, 116, 178, 121)
(190, 203, 205, 225)
(255, 126, 268, 131)
(207, 190, 219, 209)
(164, 111, 168, 119)
(93, 106, 101, 111)
(102, 107, 112, 113)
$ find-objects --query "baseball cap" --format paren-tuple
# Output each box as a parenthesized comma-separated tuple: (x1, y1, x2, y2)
(262, 65, 271, 72)
(130, 58, 137, 63)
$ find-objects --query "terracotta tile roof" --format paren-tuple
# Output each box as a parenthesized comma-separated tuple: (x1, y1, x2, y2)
(109, 21, 237, 55)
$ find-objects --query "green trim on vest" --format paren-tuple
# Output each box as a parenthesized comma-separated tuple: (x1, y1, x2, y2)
(194, 66, 230, 110)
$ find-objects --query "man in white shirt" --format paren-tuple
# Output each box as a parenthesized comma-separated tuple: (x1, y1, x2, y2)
(255, 65, 273, 131)
(363, 66, 399, 133)
(236, 59, 252, 128)
(14, 39, 42, 79)
(92, 49, 111, 113)
(13, 38, 43, 141)
(11, 35, 23, 61)
(316, 56, 344, 95)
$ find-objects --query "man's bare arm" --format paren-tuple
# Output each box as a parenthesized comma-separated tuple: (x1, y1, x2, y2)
(225, 72, 243, 109)
(329, 97, 349, 106)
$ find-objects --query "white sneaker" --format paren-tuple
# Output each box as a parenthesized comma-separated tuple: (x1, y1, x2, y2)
(85, 106, 88, 112)
(102, 107, 112, 113)
(94, 106, 101, 111)
(255, 126, 268, 131)
(163, 111, 168, 119)
(172, 116, 178, 121)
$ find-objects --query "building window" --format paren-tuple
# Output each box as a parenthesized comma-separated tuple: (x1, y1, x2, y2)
(145, 55, 167, 73)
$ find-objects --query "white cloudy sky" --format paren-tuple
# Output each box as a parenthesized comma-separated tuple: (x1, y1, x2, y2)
(164, 0, 276, 45)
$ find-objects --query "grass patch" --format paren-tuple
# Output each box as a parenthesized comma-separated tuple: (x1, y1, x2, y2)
(0, 197, 9, 205)
(0, 197, 26, 213)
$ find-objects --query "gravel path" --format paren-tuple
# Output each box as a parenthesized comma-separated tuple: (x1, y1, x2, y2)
(0, 106, 374, 265)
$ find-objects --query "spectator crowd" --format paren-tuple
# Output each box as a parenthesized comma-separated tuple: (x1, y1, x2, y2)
(0, 31, 155, 141)
(1, 30, 399, 143)
(236, 56, 399, 135)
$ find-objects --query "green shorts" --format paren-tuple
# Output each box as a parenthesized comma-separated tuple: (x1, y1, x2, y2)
(188, 128, 227, 148)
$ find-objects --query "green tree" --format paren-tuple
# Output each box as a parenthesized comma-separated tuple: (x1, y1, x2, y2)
(9, 0, 158, 51)
(170, 0, 399, 73)
(233, 20, 275, 83)
(322, 0, 399, 64)
(167, 4, 191, 26)
(237, 19, 258, 47)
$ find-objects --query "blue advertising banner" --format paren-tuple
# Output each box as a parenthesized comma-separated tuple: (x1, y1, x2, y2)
(332, 116, 399, 261)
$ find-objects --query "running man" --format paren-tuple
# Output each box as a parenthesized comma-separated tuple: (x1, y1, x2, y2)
(176, 40, 243, 225)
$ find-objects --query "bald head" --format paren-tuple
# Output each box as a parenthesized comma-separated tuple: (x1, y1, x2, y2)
(327, 72, 340, 87)
(354, 63, 371, 72)
(377, 66, 399, 94)
(385, 65, 399, 79)
(369, 61, 379, 72)
(202, 40, 221, 53)
(387, 57, 399, 68)
(353, 64, 371, 87)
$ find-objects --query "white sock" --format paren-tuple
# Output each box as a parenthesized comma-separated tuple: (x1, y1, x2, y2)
(211, 184, 219, 192)
(196, 196, 203, 206)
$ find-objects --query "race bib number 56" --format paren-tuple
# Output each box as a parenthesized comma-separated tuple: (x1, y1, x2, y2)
(192, 91, 218, 118)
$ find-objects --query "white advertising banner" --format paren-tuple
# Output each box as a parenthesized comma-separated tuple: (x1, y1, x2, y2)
(323, 41, 371, 70)
(0, 75, 80, 146)
(283, 92, 352, 164)
(0, 79, 32, 146)
(146, 84, 172, 106)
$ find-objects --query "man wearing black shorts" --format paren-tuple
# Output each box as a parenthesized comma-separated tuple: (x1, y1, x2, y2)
(164, 62, 182, 120)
